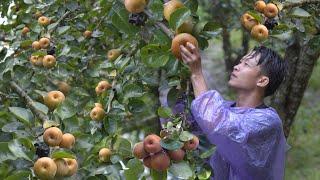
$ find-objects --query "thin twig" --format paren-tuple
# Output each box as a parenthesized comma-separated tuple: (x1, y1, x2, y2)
(143, 9, 174, 39)
(48, 11, 71, 34)
(10, 81, 49, 122)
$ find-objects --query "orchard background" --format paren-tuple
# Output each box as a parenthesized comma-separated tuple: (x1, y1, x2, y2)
(0, 0, 319, 179)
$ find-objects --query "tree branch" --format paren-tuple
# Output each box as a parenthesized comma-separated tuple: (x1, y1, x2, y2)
(9, 81, 49, 122)
(123, 114, 158, 132)
(143, 9, 174, 39)
(48, 11, 71, 34)
(283, 0, 320, 9)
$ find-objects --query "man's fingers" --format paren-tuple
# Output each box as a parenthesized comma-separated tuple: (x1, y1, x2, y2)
(180, 45, 193, 57)
(186, 42, 199, 55)
(181, 53, 190, 64)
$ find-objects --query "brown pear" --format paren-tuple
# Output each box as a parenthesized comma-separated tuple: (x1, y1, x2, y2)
(254, 1, 266, 13)
(43, 55, 56, 69)
(263, 3, 279, 18)
(43, 127, 63, 147)
(151, 152, 170, 171)
(38, 16, 50, 26)
(163, 0, 184, 21)
(183, 136, 199, 150)
(251, 24, 269, 42)
(22, 27, 30, 35)
(32, 41, 41, 50)
(168, 149, 185, 162)
(90, 106, 105, 121)
(39, 37, 50, 49)
(95, 80, 112, 95)
(59, 133, 75, 149)
(124, 0, 147, 13)
(143, 134, 162, 153)
(33, 157, 57, 180)
(99, 148, 112, 162)
(240, 13, 259, 31)
(171, 33, 198, 60)
(133, 142, 149, 159)
(43, 90, 65, 110)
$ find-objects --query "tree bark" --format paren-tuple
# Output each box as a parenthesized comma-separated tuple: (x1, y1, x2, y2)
(271, 35, 320, 138)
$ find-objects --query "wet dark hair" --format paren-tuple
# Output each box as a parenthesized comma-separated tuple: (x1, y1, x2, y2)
(249, 46, 288, 97)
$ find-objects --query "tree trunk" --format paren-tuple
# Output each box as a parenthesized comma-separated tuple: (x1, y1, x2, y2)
(271, 35, 320, 138)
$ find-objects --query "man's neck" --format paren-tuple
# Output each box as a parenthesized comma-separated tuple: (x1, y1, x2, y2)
(235, 90, 264, 108)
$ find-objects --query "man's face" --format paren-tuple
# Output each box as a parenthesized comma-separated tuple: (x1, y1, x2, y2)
(228, 51, 267, 91)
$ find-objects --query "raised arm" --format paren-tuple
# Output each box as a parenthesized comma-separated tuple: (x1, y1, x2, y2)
(180, 42, 208, 97)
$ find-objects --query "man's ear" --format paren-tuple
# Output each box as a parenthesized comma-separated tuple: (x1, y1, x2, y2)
(257, 75, 269, 88)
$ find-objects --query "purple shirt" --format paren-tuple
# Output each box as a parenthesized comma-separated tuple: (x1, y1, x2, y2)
(190, 90, 288, 180)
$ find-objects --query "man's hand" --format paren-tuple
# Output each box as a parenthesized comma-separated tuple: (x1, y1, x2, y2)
(180, 42, 202, 75)
(180, 42, 208, 97)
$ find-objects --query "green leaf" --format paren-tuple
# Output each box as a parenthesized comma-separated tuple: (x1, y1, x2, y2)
(47, 22, 59, 31)
(179, 131, 194, 142)
(124, 159, 144, 180)
(184, 0, 198, 13)
(54, 99, 77, 120)
(169, 7, 191, 30)
(8, 107, 33, 125)
(23, 0, 33, 4)
(247, 11, 263, 24)
(31, 51, 46, 57)
(111, 7, 139, 36)
(270, 30, 293, 41)
(113, 137, 132, 158)
(169, 161, 193, 179)
(0, 142, 16, 163)
(57, 26, 70, 35)
(4, 170, 32, 180)
(160, 139, 183, 151)
(197, 168, 212, 180)
(200, 146, 216, 159)
(51, 150, 76, 159)
(157, 107, 172, 118)
(291, 7, 311, 17)
(141, 44, 170, 68)
(123, 84, 144, 99)
(33, 102, 48, 114)
(20, 40, 33, 49)
(8, 139, 32, 161)
(148, 0, 164, 21)
(150, 169, 167, 180)
(203, 21, 222, 34)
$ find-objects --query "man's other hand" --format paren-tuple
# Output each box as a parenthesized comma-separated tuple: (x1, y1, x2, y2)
(180, 42, 202, 74)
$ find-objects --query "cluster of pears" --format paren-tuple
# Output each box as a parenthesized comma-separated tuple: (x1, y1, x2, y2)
(43, 90, 65, 111)
(133, 133, 199, 171)
(33, 127, 78, 179)
(164, 0, 194, 34)
(30, 37, 56, 68)
(241, 1, 279, 42)
(163, 1, 199, 60)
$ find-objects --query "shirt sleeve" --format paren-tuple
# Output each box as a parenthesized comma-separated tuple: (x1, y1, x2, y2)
(190, 90, 280, 169)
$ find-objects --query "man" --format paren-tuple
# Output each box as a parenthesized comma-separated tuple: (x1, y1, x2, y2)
(180, 43, 288, 180)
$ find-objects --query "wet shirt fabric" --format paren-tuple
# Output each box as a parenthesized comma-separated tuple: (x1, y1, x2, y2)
(190, 90, 287, 180)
